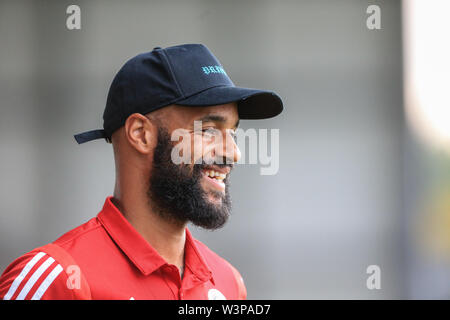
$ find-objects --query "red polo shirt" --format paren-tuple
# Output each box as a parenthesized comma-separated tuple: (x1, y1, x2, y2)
(0, 196, 247, 300)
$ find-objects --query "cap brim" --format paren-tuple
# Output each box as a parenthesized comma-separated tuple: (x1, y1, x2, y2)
(175, 86, 283, 119)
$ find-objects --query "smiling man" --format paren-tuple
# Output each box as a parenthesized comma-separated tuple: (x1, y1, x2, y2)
(0, 44, 283, 300)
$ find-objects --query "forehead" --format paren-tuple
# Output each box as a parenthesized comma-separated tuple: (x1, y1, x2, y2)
(159, 102, 239, 128)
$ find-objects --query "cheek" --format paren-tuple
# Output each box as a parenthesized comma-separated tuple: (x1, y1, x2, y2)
(171, 132, 199, 165)
(191, 135, 216, 163)
(192, 138, 202, 163)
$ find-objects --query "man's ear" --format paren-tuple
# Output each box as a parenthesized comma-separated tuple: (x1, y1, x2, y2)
(124, 113, 157, 154)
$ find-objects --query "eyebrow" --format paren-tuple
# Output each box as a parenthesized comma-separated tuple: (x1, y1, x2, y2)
(197, 114, 240, 129)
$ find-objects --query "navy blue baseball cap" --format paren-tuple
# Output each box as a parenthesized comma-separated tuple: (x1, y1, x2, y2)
(74, 44, 283, 144)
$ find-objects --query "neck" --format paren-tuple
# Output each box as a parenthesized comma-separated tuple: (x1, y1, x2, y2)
(112, 177, 187, 272)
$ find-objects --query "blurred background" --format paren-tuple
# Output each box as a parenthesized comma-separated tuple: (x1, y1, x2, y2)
(0, 0, 449, 299)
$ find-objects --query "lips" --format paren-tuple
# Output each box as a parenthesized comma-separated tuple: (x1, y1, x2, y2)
(204, 169, 227, 181)
(202, 168, 228, 191)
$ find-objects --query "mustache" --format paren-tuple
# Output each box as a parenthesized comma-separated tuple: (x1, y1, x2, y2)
(193, 161, 234, 174)
(193, 156, 235, 169)
(190, 158, 234, 180)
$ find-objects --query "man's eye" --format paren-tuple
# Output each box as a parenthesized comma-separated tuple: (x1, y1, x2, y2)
(202, 128, 217, 134)
(193, 128, 212, 133)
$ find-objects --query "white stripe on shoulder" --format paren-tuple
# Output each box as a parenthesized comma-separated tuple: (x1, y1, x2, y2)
(16, 257, 55, 300)
(31, 264, 63, 300)
(3, 252, 46, 300)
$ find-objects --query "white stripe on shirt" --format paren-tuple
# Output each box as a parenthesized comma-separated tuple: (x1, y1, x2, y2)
(31, 264, 63, 300)
(3, 252, 46, 300)
(16, 257, 55, 300)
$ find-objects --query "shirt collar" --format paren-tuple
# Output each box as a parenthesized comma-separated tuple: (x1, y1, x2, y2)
(97, 196, 214, 284)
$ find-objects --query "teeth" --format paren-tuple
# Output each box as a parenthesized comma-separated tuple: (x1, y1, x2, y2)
(204, 169, 227, 180)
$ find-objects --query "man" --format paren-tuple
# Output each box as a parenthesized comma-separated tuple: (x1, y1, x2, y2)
(0, 44, 283, 300)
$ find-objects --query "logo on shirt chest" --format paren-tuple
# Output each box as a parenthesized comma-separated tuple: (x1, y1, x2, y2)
(207, 288, 226, 300)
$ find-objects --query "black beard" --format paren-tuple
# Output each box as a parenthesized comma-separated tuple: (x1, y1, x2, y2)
(148, 126, 232, 230)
